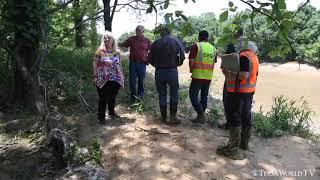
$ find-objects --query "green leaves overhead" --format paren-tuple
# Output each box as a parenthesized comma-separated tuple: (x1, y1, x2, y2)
(277, 0, 286, 10)
(228, 1, 234, 7)
(219, 11, 229, 22)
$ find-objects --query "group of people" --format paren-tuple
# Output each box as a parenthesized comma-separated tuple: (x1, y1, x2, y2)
(92, 25, 259, 160)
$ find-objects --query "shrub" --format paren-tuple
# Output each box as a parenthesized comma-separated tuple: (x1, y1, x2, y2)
(254, 95, 315, 138)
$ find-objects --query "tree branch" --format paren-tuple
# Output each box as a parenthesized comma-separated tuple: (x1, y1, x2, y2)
(110, 0, 118, 21)
(239, 0, 275, 24)
(291, 0, 310, 21)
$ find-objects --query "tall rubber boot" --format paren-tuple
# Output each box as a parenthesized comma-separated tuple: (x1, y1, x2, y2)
(216, 126, 245, 160)
(240, 127, 252, 150)
(160, 105, 167, 123)
(168, 103, 181, 125)
(191, 105, 205, 124)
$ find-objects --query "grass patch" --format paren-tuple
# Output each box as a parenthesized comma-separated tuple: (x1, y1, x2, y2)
(207, 103, 224, 123)
(254, 95, 316, 139)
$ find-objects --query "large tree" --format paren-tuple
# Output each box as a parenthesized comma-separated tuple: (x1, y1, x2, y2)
(3, 0, 48, 113)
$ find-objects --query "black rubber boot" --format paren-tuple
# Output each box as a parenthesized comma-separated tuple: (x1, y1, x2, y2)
(191, 105, 205, 123)
(98, 115, 106, 125)
(168, 103, 181, 125)
(160, 105, 167, 123)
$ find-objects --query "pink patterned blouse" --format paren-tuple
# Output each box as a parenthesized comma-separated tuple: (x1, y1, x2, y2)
(94, 49, 124, 88)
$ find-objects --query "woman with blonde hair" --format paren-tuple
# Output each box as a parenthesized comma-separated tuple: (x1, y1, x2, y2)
(93, 31, 124, 124)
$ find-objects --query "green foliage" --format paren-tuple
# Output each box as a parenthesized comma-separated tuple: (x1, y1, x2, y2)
(254, 96, 315, 138)
(179, 89, 189, 102)
(131, 97, 146, 114)
(0, 49, 11, 91)
(43, 48, 93, 106)
(65, 140, 103, 167)
(290, 5, 320, 65)
(7, 0, 48, 43)
(47, 47, 92, 76)
(219, 11, 229, 22)
(207, 104, 224, 123)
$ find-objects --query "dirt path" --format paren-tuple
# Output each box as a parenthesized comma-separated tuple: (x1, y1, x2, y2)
(94, 110, 320, 179)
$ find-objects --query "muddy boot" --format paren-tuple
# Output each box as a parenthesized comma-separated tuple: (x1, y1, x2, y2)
(191, 105, 205, 123)
(160, 105, 167, 123)
(216, 126, 245, 160)
(240, 127, 252, 150)
(191, 113, 205, 123)
(98, 113, 106, 125)
(167, 103, 181, 125)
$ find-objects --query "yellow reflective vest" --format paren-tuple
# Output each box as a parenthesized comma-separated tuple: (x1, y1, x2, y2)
(191, 42, 216, 80)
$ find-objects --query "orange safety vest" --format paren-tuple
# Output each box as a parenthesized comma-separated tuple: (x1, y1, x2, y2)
(226, 49, 259, 93)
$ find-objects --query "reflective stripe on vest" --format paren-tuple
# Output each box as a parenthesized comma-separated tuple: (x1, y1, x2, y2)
(226, 49, 259, 93)
(191, 42, 216, 80)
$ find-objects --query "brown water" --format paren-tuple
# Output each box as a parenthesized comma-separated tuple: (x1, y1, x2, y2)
(179, 59, 320, 131)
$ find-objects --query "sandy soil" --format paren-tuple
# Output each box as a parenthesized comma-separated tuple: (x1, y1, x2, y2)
(84, 109, 320, 179)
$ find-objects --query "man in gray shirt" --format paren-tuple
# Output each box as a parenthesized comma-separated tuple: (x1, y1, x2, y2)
(149, 26, 185, 125)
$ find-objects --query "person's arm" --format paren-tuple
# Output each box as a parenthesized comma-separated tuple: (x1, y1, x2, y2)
(118, 37, 131, 48)
(145, 39, 152, 65)
(188, 43, 198, 73)
(178, 40, 185, 65)
(148, 43, 154, 66)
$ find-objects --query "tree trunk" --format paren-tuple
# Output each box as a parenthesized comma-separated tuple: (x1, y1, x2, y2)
(103, 0, 112, 31)
(74, 0, 85, 48)
(8, 0, 46, 113)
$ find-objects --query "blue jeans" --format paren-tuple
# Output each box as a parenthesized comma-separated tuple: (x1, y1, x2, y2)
(129, 61, 146, 100)
(189, 79, 210, 114)
(155, 68, 179, 106)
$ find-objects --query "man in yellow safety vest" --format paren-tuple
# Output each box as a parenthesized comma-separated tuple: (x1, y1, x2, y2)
(189, 30, 217, 123)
